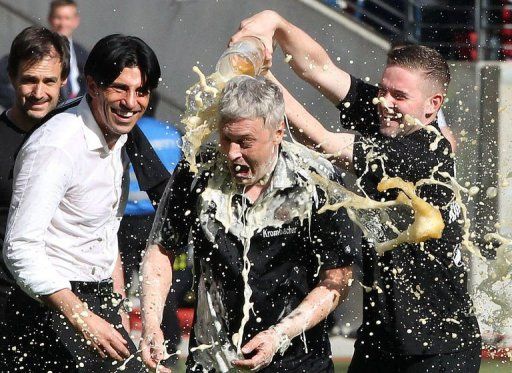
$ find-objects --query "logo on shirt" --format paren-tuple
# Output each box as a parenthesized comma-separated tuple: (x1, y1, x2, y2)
(262, 226, 297, 238)
(452, 244, 464, 267)
(448, 201, 461, 224)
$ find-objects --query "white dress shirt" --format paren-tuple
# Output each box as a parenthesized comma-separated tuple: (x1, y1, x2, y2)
(3, 98, 129, 298)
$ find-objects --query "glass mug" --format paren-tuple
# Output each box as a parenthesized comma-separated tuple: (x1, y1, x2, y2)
(216, 36, 266, 79)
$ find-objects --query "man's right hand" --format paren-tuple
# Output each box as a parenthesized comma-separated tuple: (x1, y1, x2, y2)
(41, 288, 131, 361)
(140, 327, 172, 373)
(230, 10, 283, 64)
(72, 310, 131, 361)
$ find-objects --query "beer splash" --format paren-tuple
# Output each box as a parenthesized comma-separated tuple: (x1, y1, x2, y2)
(473, 230, 512, 357)
(181, 68, 446, 254)
(181, 67, 225, 173)
(371, 96, 512, 354)
(175, 46, 512, 363)
(181, 55, 259, 174)
(174, 68, 453, 370)
(313, 173, 444, 254)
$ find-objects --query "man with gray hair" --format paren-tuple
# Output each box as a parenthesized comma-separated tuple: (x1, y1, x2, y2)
(140, 76, 355, 372)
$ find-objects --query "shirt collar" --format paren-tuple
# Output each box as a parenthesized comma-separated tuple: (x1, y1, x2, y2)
(77, 96, 127, 153)
(269, 142, 312, 191)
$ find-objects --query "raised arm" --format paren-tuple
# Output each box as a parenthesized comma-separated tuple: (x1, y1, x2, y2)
(231, 10, 351, 105)
(267, 70, 355, 171)
(140, 243, 174, 372)
(232, 266, 352, 371)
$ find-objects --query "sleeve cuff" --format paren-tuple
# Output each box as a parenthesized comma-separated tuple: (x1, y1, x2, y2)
(20, 278, 72, 300)
(336, 75, 359, 110)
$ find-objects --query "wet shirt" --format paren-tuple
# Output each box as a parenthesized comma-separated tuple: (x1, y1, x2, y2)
(154, 142, 355, 372)
(0, 111, 27, 284)
(337, 76, 480, 355)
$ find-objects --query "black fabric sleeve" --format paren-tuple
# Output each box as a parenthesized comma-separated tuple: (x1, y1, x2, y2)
(352, 133, 461, 244)
(352, 134, 370, 179)
(150, 160, 196, 255)
(336, 75, 380, 136)
(126, 124, 171, 206)
(310, 170, 356, 269)
(354, 133, 454, 183)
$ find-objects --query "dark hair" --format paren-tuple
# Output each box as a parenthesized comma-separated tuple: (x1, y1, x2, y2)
(84, 34, 161, 93)
(387, 45, 450, 93)
(7, 26, 70, 80)
(49, 0, 77, 18)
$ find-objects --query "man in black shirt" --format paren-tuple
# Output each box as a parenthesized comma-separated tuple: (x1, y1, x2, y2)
(140, 76, 355, 372)
(232, 10, 481, 373)
(0, 26, 69, 326)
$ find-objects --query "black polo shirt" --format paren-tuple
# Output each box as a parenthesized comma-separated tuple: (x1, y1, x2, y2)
(155, 144, 355, 372)
(337, 76, 481, 355)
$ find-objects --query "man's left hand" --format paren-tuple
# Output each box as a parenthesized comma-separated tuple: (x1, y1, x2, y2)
(232, 328, 280, 371)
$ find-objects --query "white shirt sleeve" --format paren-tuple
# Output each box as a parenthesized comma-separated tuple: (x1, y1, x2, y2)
(437, 109, 447, 128)
(3, 134, 75, 298)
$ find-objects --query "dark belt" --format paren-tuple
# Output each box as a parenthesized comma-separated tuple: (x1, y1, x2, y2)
(70, 278, 114, 296)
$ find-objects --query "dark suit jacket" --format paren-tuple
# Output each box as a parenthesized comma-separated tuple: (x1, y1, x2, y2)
(60, 41, 89, 100)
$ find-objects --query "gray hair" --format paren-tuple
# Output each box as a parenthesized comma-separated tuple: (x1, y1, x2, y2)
(219, 75, 285, 129)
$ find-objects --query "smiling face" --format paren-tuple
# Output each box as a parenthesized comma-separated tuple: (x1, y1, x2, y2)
(87, 67, 149, 147)
(9, 51, 65, 129)
(219, 117, 284, 186)
(377, 65, 442, 137)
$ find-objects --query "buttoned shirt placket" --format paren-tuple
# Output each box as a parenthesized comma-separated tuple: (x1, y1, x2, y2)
(102, 141, 125, 280)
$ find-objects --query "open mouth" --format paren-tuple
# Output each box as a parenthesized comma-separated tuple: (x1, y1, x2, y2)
(381, 108, 404, 126)
(27, 100, 49, 108)
(232, 164, 251, 178)
(111, 107, 137, 119)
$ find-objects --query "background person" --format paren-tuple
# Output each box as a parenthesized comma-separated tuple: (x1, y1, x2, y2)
(48, 0, 88, 100)
(0, 0, 87, 110)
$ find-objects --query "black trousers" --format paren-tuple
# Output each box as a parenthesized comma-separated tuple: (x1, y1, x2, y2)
(0, 282, 146, 372)
(347, 344, 481, 373)
(0, 280, 13, 326)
